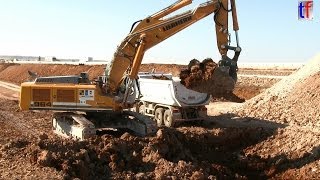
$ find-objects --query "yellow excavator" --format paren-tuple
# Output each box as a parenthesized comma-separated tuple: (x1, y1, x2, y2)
(19, 0, 241, 140)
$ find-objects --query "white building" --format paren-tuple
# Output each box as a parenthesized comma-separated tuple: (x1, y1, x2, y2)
(45, 56, 57, 62)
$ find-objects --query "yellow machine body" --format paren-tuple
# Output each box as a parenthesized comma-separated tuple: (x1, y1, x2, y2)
(20, 82, 121, 111)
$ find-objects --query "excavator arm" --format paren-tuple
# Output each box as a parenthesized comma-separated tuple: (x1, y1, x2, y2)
(106, 0, 241, 99)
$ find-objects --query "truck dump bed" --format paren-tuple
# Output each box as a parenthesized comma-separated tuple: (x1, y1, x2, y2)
(137, 73, 211, 107)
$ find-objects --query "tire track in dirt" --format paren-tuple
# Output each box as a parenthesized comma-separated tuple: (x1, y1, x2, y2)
(238, 74, 285, 79)
(0, 81, 20, 92)
(0, 81, 19, 101)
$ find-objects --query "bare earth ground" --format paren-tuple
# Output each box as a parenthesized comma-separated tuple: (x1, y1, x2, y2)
(1, 61, 320, 179)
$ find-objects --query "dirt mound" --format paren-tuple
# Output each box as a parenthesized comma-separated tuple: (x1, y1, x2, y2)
(0, 63, 15, 72)
(238, 69, 295, 76)
(140, 63, 186, 76)
(0, 64, 105, 84)
(16, 127, 272, 179)
(244, 126, 320, 179)
(235, 54, 320, 127)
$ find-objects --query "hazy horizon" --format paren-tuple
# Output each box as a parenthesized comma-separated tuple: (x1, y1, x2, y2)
(0, 1, 319, 64)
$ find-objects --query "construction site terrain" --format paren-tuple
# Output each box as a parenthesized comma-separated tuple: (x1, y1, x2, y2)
(0, 57, 319, 179)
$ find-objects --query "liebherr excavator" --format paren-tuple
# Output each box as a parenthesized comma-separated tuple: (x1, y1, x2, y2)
(19, 0, 241, 140)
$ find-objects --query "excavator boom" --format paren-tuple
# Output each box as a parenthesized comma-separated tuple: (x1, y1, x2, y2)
(106, 0, 241, 97)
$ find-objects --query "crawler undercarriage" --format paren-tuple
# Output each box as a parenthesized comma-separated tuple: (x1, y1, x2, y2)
(52, 111, 158, 140)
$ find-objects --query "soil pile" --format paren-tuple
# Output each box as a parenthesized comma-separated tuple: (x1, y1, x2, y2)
(235, 54, 320, 127)
(6, 126, 272, 179)
(180, 58, 237, 98)
(0, 63, 15, 72)
(244, 126, 320, 179)
(0, 64, 105, 84)
(140, 63, 186, 76)
(231, 55, 320, 180)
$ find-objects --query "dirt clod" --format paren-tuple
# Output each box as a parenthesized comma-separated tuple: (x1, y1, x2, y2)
(37, 150, 52, 166)
(39, 133, 48, 141)
(191, 171, 205, 180)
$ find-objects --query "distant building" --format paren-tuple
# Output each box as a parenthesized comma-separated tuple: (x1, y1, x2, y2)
(45, 56, 57, 61)
(87, 57, 93, 62)
(79, 57, 93, 63)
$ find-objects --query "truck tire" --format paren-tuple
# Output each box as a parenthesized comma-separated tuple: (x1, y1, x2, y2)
(154, 108, 164, 127)
(139, 104, 146, 115)
(163, 109, 174, 127)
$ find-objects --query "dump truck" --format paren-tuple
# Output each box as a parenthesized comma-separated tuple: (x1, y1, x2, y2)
(135, 72, 210, 127)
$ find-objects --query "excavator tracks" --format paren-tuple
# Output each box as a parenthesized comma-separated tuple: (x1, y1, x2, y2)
(51, 111, 157, 141)
(124, 110, 158, 136)
(52, 112, 96, 141)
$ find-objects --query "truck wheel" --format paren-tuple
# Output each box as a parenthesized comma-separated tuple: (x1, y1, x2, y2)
(139, 104, 146, 115)
(154, 108, 164, 127)
(164, 109, 174, 127)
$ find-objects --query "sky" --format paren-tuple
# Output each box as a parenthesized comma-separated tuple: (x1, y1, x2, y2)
(0, 0, 319, 64)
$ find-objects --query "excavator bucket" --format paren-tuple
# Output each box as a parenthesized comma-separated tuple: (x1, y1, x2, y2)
(180, 58, 236, 98)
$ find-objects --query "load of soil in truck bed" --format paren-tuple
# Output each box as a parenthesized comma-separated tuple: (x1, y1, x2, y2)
(179, 58, 240, 101)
